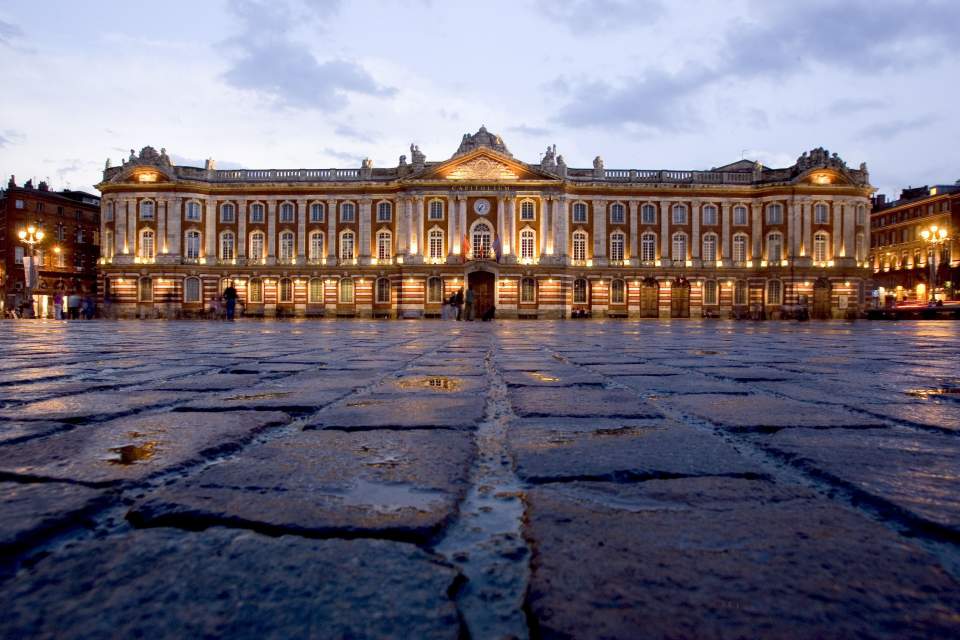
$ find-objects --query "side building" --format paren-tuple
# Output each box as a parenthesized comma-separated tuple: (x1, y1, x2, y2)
(0, 177, 101, 316)
(869, 184, 959, 304)
(97, 128, 873, 319)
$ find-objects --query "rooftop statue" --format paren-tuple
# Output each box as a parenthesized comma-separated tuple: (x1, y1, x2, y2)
(454, 125, 512, 157)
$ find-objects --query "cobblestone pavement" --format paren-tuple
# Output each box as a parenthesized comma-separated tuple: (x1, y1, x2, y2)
(0, 319, 959, 639)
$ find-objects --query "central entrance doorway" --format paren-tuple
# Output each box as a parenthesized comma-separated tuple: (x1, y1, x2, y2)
(468, 270, 496, 319)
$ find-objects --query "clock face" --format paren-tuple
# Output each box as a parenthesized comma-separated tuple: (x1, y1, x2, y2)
(473, 199, 491, 215)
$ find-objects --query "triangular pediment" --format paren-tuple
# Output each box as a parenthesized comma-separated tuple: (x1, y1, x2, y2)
(412, 148, 559, 182)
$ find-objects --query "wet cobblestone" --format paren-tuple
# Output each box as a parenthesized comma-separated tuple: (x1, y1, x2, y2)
(0, 319, 958, 639)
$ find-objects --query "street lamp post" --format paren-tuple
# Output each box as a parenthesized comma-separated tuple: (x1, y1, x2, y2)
(919, 224, 949, 302)
(17, 224, 45, 318)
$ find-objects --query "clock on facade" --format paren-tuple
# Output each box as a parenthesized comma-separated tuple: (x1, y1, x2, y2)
(473, 198, 491, 215)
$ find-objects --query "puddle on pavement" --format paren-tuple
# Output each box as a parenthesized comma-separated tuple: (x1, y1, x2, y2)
(906, 387, 960, 400)
(105, 441, 158, 465)
(224, 391, 293, 401)
(335, 478, 445, 513)
(691, 349, 723, 356)
(396, 376, 462, 392)
(345, 399, 386, 407)
(528, 372, 561, 383)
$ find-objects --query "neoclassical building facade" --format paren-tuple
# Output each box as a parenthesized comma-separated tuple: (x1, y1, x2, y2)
(97, 128, 873, 319)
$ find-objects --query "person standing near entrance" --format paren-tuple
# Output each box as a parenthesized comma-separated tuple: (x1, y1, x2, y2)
(223, 283, 238, 321)
(454, 288, 464, 321)
(67, 291, 81, 320)
(53, 290, 64, 320)
(465, 286, 475, 321)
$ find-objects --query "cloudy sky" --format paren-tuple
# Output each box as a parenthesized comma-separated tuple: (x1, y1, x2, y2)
(0, 0, 957, 198)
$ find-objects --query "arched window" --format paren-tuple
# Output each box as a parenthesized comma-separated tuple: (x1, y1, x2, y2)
(278, 231, 295, 262)
(734, 280, 748, 306)
(278, 277, 293, 303)
(610, 232, 625, 262)
(641, 203, 656, 224)
(640, 232, 656, 262)
(249, 278, 263, 303)
(220, 203, 235, 223)
(610, 279, 626, 304)
(340, 202, 355, 222)
(339, 278, 354, 303)
(704, 280, 718, 305)
(702, 233, 717, 262)
(428, 228, 444, 260)
(429, 200, 444, 220)
(732, 233, 748, 262)
(702, 205, 718, 226)
(814, 203, 829, 224)
(309, 278, 324, 304)
(814, 231, 829, 262)
(766, 203, 783, 225)
(427, 276, 444, 303)
(249, 231, 265, 262)
(520, 277, 537, 304)
(671, 231, 687, 261)
(520, 200, 535, 220)
(310, 202, 324, 222)
(572, 230, 588, 262)
(279, 202, 295, 223)
(340, 231, 355, 261)
(767, 280, 782, 305)
(184, 230, 201, 260)
(309, 231, 325, 261)
(377, 201, 392, 222)
(375, 277, 391, 303)
(249, 203, 264, 223)
(472, 221, 492, 259)
(672, 204, 687, 225)
(139, 199, 155, 220)
(520, 228, 536, 260)
(185, 201, 202, 221)
(733, 205, 748, 226)
(377, 230, 392, 261)
(183, 277, 201, 303)
(573, 278, 588, 304)
(610, 203, 625, 224)
(138, 276, 153, 302)
(139, 229, 155, 260)
(767, 232, 783, 262)
(572, 202, 588, 223)
(220, 231, 236, 260)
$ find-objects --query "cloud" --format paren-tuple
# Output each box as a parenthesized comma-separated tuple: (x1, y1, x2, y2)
(857, 115, 937, 139)
(322, 148, 364, 165)
(508, 124, 552, 137)
(538, 0, 664, 33)
(0, 129, 25, 148)
(221, 0, 394, 111)
(0, 19, 23, 46)
(827, 98, 886, 115)
(334, 124, 376, 143)
(170, 154, 245, 170)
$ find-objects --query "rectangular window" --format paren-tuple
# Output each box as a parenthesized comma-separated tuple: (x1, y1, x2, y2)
(428, 277, 443, 303)
(610, 234, 624, 261)
(279, 203, 295, 223)
(520, 278, 536, 304)
(339, 279, 354, 303)
(15, 246, 24, 264)
(672, 205, 687, 225)
(702, 235, 717, 262)
(520, 231, 535, 260)
(573, 234, 587, 261)
(768, 280, 782, 305)
(814, 204, 829, 224)
(610, 280, 625, 304)
(375, 278, 391, 303)
(249, 280, 263, 303)
(766, 204, 783, 225)
(249, 203, 264, 223)
(186, 202, 202, 221)
(572, 203, 587, 223)
(309, 279, 323, 304)
(641, 234, 656, 262)
(429, 231, 444, 260)
(734, 281, 747, 305)
(641, 204, 656, 224)
(429, 200, 444, 220)
(520, 201, 535, 220)
(340, 202, 355, 222)
(15, 199, 24, 209)
(704, 280, 718, 305)
(220, 204, 235, 223)
(702, 205, 718, 226)
(377, 202, 392, 222)
(310, 203, 324, 222)
(140, 201, 154, 220)
(733, 206, 748, 225)
(610, 204, 625, 225)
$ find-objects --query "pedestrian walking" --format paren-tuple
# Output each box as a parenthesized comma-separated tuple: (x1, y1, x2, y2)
(210, 295, 223, 320)
(67, 292, 81, 319)
(53, 290, 64, 320)
(454, 288, 464, 321)
(223, 284, 238, 321)
(465, 286, 475, 321)
(81, 294, 94, 319)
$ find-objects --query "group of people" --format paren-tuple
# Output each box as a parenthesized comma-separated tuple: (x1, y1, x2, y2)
(3, 291, 97, 319)
(440, 286, 495, 321)
(207, 284, 240, 321)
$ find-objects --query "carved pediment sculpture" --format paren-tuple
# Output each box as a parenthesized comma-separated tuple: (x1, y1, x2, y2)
(445, 156, 519, 181)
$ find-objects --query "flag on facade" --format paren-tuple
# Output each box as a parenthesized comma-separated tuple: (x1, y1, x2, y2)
(493, 235, 502, 262)
(461, 234, 470, 262)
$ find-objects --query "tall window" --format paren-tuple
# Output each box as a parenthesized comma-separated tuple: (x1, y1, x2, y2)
(340, 231, 355, 261)
(672, 204, 687, 225)
(573, 278, 588, 304)
(140, 229, 156, 260)
(671, 231, 687, 261)
(814, 203, 829, 224)
(572, 202, 588, 223)
(249, 203, 264, 223)
(279, 202, 295, 223)
(732, 233, 748, 262)
(702, 233, 717, 262)
(429, 228, 444, 260)
(427, 277, 443, 303)
(767, 280, 782, 305)
(309, 231, 325, 261)
(610, 232, 625, 262)
(520, 200, 535, 220)
(309, 278, 324, 303)
(641, 204, 656, 224)
(14, 246, 23, 264)
(104, 230, 113, 259)
(278, 278, 293, 303)
(377, 201, 392, 222)
(766, 203, 783, 224)
(140, 200, 154, 220)
(375, 277, 391, 303)
(520, 277, 536, 303)
(339, 278, 354, 303)
(610, 279, 625, 304)
(186, 201, 202, 221)
(377, 230, 392, 260)
(184, 230, 201, 259)
(472, 221, 492, 259)
(340, 202, 355, 222)
(278, 231, 295, 262)
(220, 232, 235, 260)
(249, 231, 265, 261)
(139, 277, 153, 302)
(520, 228, 536, 260)
(641, 232, 656, 262)
(105, 201, 114, 222)
(610, 203, 625, 224)
(572, 230, 588, 262)
(221, 203, 235, 223)
(310, 202, 324, 222)
(767, 232, 783, 262)
(249, 278, 263, 303)
(733, 205, 748, 225)
(855, 232, 865, 261)
(429, 200, 444, 220)
(704, 280, 718, 305)
(702, 205, 718, 225)
(184, 277, 201, 303)
(856, 204, 866, 226)
(734, 280, 748, 305)
(814, 231, 829, 262)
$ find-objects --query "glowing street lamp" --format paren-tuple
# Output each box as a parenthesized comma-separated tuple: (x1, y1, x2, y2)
(17, 223, 46, 318)
(919, 224, 950, 302)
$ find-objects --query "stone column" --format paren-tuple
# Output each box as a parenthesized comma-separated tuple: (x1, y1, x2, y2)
(127, 197, 137, 254)
(721, 201, 731, 264)
(832, 200, 841, 259)
(414, 195, 424, 257)
(115, 198, 127, 255)
(496, 195, 505, 254)
(448, 196, 458, 256)
(628, 200, 639, 264)
(593, 199, 606, 263)
(326, 198, 337, 265)
(458, 196, 467, 255)
(843, 200, 855, 259)
(168, 197, 182, 256)
(751, 203, 762, 260)
(157, 196, 167, 255)
(237, 198, 247, 259)
(691, 200, 701, 260)
(659, 200, 670, 265)
(539, 196, 549, 259)
(205, 198, 217, 259)
(802, 200, 812, 257)
(266, 200, 277, 264)
(504, 195, 515, 257)
(359, 198, 372, 261)
(297, 199, 307, 262)
(787, 201, 797, 258)
(556, 196, 569, 259)
(546, 196, 556, 256)
(394, 197, 407, 256)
